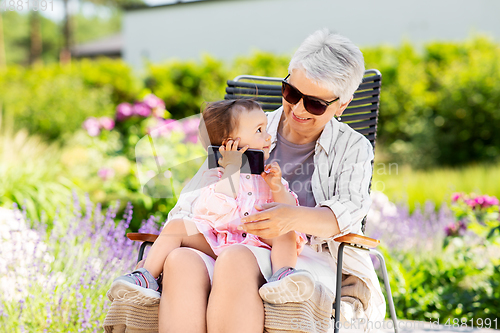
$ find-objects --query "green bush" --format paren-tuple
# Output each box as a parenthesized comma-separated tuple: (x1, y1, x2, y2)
(373, 192, 500, 322)
(145, 55, 227, 119)
(3, 37, 500, 166)
(363, 36, 500, 167)
(384, 237, 500, 321)
(0, 59, 142, 141)
(0, 125, 76, 225)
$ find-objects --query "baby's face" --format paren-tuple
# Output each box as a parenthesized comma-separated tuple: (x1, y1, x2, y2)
(232, 107, 271, 160)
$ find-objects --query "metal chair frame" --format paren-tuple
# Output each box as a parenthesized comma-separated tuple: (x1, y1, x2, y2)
(128, 69, 399, 333)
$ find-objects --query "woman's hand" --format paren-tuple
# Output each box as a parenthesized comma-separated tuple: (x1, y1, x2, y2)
(239, 202, 298, 239)
(218, 138, 249, 169)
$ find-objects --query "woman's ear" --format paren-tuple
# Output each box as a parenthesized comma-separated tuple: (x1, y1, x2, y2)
(336, 96, 353, 117)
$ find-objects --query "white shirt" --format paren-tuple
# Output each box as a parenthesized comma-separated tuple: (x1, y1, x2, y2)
(168, 107, 386, 322)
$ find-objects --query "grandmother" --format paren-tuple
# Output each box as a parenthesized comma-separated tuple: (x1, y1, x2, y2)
(161, 29, 385, 332)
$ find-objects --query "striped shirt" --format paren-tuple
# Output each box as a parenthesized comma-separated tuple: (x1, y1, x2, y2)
(266, 107, 385, 322)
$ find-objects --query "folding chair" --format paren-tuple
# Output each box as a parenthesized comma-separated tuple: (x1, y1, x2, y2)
(127, 69, 398, 333)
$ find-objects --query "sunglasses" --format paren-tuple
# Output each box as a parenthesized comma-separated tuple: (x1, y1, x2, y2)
(282, 74, 339, 116)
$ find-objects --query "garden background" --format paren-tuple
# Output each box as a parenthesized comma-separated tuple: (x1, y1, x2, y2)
(1, 9, 500, 332)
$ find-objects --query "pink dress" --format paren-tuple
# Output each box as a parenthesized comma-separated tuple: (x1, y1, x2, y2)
(192, 172, 307, 256)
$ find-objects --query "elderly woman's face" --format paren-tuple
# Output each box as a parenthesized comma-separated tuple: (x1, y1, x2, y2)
(283, 69, 347, 140)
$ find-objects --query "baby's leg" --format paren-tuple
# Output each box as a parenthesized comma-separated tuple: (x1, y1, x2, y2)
(259, 232, 315, 304)
(262, 231, 298, 274)
(144, 219, 216, 278)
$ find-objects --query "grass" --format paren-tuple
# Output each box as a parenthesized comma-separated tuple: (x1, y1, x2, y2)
(373, 161, 500, 211)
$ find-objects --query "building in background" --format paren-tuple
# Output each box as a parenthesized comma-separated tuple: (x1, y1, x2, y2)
(120, 0, 500, 69)
(71, 33, 122, 59)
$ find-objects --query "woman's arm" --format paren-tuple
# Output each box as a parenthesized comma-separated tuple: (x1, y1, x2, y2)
(241, 134, 373, 239)
(240, 204, 340, 239)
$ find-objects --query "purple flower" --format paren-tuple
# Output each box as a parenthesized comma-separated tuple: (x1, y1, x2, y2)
(143, 94, 165, 110)
(116, 103, 133, 122)
(97, 168, 115, 181)
(99, 117, 115, 131)
(133, 102, 152, 118)
(458, 220, 467, 234)
(82, 117, 101, 137)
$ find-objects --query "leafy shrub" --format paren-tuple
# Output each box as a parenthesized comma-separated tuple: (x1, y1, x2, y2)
(76, 94, 206, 231)
(0, 125, 76, 225)
(363, 36, 500, 167)
(4, 37, 500, 167)
(448, 192, 499, 239)
(367, 191, 500, 322)
(0, 58, 142, 141)
(230, 51, 290, 78)
(145, 55, 227, 119)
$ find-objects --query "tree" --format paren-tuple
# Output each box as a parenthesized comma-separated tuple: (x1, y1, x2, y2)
(0, 13, 5, 68)
(29, 12, 43, 65)
(60, 0, 144, 64)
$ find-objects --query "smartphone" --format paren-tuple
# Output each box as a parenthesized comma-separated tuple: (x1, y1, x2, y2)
(208, 145, 265, 175)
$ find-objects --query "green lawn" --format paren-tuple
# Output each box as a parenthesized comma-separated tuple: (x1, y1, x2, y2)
(373, 161, 500, 211)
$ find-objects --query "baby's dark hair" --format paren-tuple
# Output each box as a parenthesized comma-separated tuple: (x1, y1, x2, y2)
(198, 99, 261, 149)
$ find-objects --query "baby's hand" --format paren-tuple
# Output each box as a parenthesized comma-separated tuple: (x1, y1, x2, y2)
(261, 162, 283, 191)
(218, 138, 249, 169)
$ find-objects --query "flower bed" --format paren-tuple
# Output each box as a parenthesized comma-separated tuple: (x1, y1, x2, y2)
(1, 191, 498, 331)
(0, 194, 160, 332)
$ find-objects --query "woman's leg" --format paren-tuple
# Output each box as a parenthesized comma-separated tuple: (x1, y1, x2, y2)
(160, 247, 212, 333)
(144, 219, 216, 278)
(207, 245, 267, 333)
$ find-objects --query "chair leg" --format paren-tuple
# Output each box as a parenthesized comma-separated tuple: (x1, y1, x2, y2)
(333, 243, 346, 333)
(369, 249, 399, 333)
(137, 241, 154, 263)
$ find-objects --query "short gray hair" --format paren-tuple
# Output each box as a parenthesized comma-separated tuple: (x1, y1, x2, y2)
(288, 29, 365, 104)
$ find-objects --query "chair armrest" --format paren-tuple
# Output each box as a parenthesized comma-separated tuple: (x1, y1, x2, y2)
(334, 233, 380, 249)
(127, 233, 159, 243)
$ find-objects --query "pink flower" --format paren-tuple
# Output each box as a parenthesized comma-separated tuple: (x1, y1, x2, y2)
(133, 102, 152, 118)
(182, 118, 200, 144)
(185, 134, 199, 144)
(116, 103, 133, 122)
(143, 94, 165, 109)
(465, 199, 477, 209)
(474, 196, 485, 208)
(147, 118, 176, 137)
(444, 222, 458, 237)
(98, 167, 115, 181)
(481, 195, 499, 208)
(99, 117, 115, 131)
(83, 117, 101, 137)
(451, 192, 463, 202)
(444, 220, 466, 237)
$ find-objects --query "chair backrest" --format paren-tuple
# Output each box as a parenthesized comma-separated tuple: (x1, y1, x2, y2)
(224, 70, 382, 232)
(224, 69, 381, 149)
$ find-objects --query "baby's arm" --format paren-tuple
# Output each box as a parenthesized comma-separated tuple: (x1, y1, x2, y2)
(261, 162, 297, 206)
(214, 138, 249, 199)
